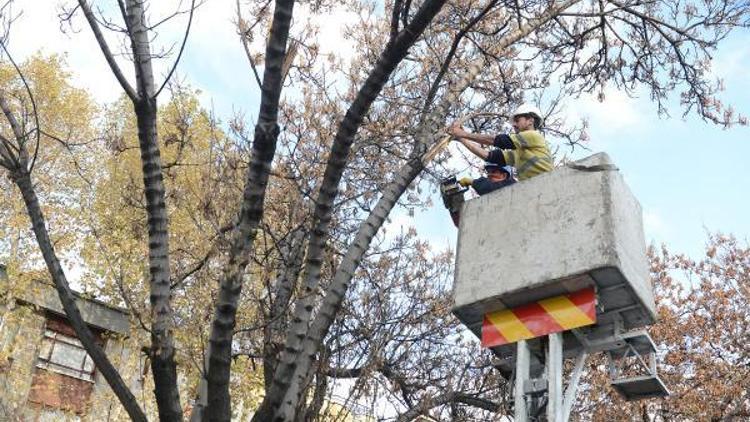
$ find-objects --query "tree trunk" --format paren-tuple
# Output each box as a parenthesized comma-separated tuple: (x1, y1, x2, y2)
(12, 172, 148, 422)
(125, 0, 184, 418)
(264, 229, 305, 391)
(135, 98, 183, 422)
(266, 1, 584, 417)
(292, 156, 425, 402)
(255, 0, 449, 419)
(204, 0, 296, 419)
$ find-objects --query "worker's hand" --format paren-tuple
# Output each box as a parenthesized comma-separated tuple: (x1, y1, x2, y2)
(448, 122, 468, 139)
(458, 177, 473, 187)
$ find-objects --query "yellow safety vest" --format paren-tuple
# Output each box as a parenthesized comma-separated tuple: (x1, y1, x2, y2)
(502, 130, 553, 180)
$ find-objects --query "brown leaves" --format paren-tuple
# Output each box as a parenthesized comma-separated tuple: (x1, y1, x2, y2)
(580, 234, 750, 420)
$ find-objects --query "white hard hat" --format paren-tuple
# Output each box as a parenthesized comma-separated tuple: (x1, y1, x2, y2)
(512, 103, 543, 121)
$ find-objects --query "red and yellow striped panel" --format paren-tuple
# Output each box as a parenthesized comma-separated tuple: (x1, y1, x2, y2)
(481, 287, 596, 347)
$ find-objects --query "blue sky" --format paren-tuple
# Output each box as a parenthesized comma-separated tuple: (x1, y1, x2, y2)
(12, 1, 749, 260)
(564, 31, 750, 258)
(413, 31, 750, 259)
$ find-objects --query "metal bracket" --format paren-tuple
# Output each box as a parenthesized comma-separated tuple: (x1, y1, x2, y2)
(562, 351, 588, 422)
(509, 326, 668, 419)
(606, 331, 670, 400)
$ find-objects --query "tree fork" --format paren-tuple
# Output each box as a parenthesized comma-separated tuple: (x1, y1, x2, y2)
(259, 0, 451, 418)
(276, 0, 585, 415)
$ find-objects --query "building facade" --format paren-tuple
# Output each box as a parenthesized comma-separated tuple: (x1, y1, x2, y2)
(0, 265, 149, 421)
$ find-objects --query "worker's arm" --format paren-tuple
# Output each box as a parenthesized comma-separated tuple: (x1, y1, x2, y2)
(448, 123, 495, 146)
(494, 134, 516, 149)
(460, 139, 511, 167)
(472, 177, 515, 195)
(459, 139, 489, 160)
(486, 149, 508, 166)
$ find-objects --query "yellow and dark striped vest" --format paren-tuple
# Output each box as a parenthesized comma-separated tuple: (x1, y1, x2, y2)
(502, 130, 553, 180)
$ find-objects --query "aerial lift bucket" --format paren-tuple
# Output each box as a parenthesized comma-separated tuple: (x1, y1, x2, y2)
(451, 153, 669, 421)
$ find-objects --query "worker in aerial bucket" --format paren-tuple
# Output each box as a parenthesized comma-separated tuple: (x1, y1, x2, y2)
(448, 104, 554, 181)
(458, 162, 516, 195)
(441, 162, 516, 227)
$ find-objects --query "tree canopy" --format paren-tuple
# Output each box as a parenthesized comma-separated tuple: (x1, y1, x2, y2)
(1, 0, 748, 420)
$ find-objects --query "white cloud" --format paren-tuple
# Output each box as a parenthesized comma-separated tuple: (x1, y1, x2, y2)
(10, 3, 123, 103)
(9, 0, 362, 112)
(569, 88, 643, 138)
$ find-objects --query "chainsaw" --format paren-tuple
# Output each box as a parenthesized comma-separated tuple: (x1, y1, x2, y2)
(440, 175, 468, 214)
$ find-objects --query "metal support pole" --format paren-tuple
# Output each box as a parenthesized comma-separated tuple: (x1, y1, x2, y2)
(515, 339, 530, 422)
(606, 351, 617, 379)
(547, 332, 563, 422)
(563, 351, 588, 422)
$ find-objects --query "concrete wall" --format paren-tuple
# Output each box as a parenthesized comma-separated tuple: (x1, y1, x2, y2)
(452, 153, 655, 334)
(18, 282, 130, 336)
(0, 305, 45, 419)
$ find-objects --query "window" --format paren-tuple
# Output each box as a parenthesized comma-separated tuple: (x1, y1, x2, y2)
(26, 314, 104, 414)
(37, 329, 96, 382)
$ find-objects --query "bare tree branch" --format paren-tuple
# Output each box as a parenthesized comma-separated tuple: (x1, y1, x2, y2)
(0, 40, 41, 172)
(77, 0, 138, 101)
(154, 0, 197, 98)
(395, 391, 501, 422)
(205, 0, 297, 417)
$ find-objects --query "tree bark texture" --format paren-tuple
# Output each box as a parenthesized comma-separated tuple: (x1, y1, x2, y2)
(12, 172, 148, 422)
(205, 0, 296, 419)
(126, 0, 183, 419)
(263, 229, 305, 391)
(255, 0, 450, 419)
(135, 99, 183, 422)
(189, 230, 303, 421)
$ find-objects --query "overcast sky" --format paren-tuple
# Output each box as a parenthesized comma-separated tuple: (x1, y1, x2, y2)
(10, 0, 750, 260)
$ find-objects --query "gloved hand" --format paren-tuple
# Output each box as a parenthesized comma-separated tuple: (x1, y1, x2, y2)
(458, 177, 473, 187)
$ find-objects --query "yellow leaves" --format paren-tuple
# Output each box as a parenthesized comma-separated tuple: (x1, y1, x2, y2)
(228, 356, 265, 413)
(1, 54, 96, 139)
(1, 54, 99, 272)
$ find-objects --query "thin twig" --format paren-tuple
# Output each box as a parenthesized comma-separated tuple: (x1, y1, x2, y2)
(0, 40, 41, 172)
(154, 0, 197, 98)
(236, 0, 263, 89)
